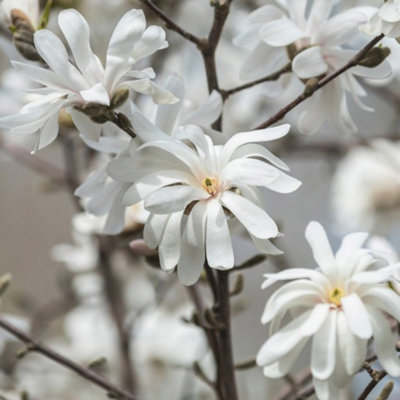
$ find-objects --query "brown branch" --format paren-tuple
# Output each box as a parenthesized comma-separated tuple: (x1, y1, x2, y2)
(138, 0, 203, 46)
(0, 317, 139, 400)
(255, 34, 385, 130)
(357, 371, 388, 400)
(222, 63, 292, 99)
(98, 237, 137, 394)
(215, 270, 239, 400)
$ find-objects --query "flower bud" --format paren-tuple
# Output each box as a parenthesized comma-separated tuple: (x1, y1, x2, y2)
(110, 88, 129, 110)
(10, 10, 41, 61)
(358, 46, 391, 68)
(304, 77, 319, 97)
(0, 273, 11, 296)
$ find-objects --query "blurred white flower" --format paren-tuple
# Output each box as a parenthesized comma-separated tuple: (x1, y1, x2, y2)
(257, 221, 400, 400)
(235, 1, 391, 134)
(361, 0, 400, 37)
(108, 115, 300, 285)
(0, 8, 177, 151)
(331, 140, 400, 234)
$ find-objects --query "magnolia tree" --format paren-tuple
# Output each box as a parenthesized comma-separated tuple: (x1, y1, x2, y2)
(1, 0, 400, 399)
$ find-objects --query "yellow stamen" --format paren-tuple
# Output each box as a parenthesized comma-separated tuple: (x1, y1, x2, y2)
(329, 287, 345, 307)
(201, 177, 218, 195)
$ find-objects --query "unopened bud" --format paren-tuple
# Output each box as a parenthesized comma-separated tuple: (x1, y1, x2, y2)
(87, 357, 107, 370)
(10, 10, 41, 61)
(0, 273, 11, 296)
(377, 381, 394, 400)
(116, 113, 133, 132)
(20, 391, 29, 400)
(304, 78, 319, 97)
(110, 88, 129, 110)
(286, 43, 298, 61)
(358, 47, 391, 68)
(229, 273, 244, 296)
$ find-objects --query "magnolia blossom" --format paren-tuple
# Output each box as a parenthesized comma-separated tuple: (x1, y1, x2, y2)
(107, 114, 300, 285)
(331, 140, 400, 233)
(0, 8, 177, 151)
(1, 0, 39, 27)
(361, 0, 400, 37)
(235, 1, 391, 134)
(257, 221, 400, 400)
(76, 75, 223, 235)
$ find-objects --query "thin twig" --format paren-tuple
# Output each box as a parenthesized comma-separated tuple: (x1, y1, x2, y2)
(222, 63, 292, 99)
(357, 371, 388, 400)
(0, 317, 139, 400)
(255, 34, 385, 129)
(138, 0, 203, 46)
(98, 237, 137, 394)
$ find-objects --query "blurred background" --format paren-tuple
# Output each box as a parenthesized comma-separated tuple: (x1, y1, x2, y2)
(0, 0, 400, 399)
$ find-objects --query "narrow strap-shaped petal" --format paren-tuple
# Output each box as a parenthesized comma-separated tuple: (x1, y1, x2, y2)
(143, 213, 169, 249)
(342, 293, 373, 339)
(132, 25, 167, 62)
(292, 46, 328, 80)
(259, 16, 306, 47)
(206, 199, 234, 270)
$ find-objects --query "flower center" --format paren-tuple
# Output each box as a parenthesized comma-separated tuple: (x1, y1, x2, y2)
(329, 287, 345, 307)
(201, 177, 218, 195)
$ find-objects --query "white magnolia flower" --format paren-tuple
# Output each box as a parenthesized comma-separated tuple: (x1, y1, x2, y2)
(0, 8, 177, 151)
(360, 0, 400, 38)
(235, 1, 391, 134)
(108, 115, 300, 285)
(76, 75, 223, 235)
(257, 221, 400, 400)
(1, 0, 39, 27)
(331, 140, 400, 234)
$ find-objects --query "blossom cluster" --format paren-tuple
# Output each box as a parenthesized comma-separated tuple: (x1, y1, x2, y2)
(0, 0, 400, 399)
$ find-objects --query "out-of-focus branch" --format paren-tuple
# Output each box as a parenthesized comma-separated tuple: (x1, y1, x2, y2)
(357, 371, 387, 400)
(98, 237, 137, 394)
(138, 0, 203, 46)
(255, 34, 385, 130)
(0, 317, 139, 400)
(222, 63, 292, 99)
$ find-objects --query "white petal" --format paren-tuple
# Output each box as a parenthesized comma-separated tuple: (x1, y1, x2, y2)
(257, 304, 329, 366)
(105, 9, 146, 88)
(143, 213, 169, 249)
(222, 158, 279, 187)
(306, 0, 334, 35)
(221, 124, 290, 166)
(293, 46, 328, 79)
(261, 268, 327, 290)
(184, 90, 223, 127)
(266, 170, 302, 193)
(342, 293, 372, 339)
(159, 212, 183, 271)
(363, 286, 400, 321)
(123, 79, 178, 104)
(36, 113, 59, 150)
(132, 25, 167, 62)
(221, 191, 278, 239)
(80, 83, 110, 106)
(70, 109, 101, 141)
(337, 311, 368, 375)
(263, 338, 308, 378)
(378, 2, 400, 23)
(250, 235, 283, 256)
(248, 5, 284, 24)
(206, 199, 234, 270)
(107, 157, 139, 182)
(335, 232, 369, 266)
(368, 305, 400, 377)
(259, 16, 306, 46)
(58, 9, 104, 83)
(313, 378, 339, 400)
(352, 263, 400, 284)
(144, 186, 208, 214)
(305, 221, 336, 276)
(178, 201, 207, 285)
(311, 311, 337, 380)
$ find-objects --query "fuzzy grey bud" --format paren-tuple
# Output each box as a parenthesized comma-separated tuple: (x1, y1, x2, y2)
(358, 47, 391, 68)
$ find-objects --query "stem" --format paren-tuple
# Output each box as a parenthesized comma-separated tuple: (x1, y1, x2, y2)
(138, 0, 203, 46)
(255, 34, 384, 129)
(98, 237, 137, 394)
(357, 371, 388, 400)
(0, 318, 139, 400)
(222, 62, 292, 99)
(216, 270, 238, 400)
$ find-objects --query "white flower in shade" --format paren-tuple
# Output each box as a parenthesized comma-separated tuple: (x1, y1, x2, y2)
(75, 74, 223, 235)
(108, 114, 301, 285)
(360, 0, 400, 38)
(1, 0, 39, 27)
(0, 8, 177, 151)
(257, 221, 400, 400)
(331, 140, 400, 234)
(235, 1, 391, 134)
